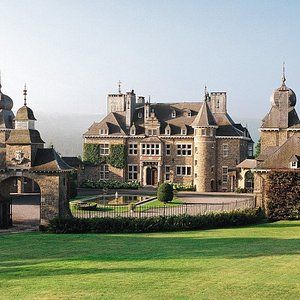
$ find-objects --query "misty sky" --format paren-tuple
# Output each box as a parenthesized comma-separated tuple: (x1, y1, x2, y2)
(1, 0, 300, 120)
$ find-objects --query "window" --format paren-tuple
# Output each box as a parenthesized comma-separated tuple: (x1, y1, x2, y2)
(176, 166, 192, 176)
(291, 161, 298, 169)
(177, 144, 192, 156)
(209, 128, 214, 137)
(216, 100, 220, 108)
(171, 110, 176, 118)
(248, 144, 253, 157)
(222, 166, 228, 183)
(165, 128, 171, 135)
(100, 164, 109, 180)
(223, 144, 229, 157)
(100, 129, 108, 135)
(141, 143, 161, 156)
(195, 160, 197, 166)
(181, 128, 187, 135)
(201, 128, 206, 136)
(188, 111, 192, 117)
(138, 112, 143, 118)
(128, 143, 138, 155)
(99, 144, 109, 155)
(128, 164, 138, 181)
(130, 127, 136, 135)
(165, 165, 170, 181)
(147, 129, 158, 136)
(195, 147, 198, 154)
(211, 166, 214, 173)
(165, 144, 171, 156)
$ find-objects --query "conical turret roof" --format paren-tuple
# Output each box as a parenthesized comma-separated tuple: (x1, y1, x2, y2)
(191, 100, 217, 128)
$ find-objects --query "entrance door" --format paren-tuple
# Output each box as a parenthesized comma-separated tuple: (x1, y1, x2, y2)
(146, 167, 158, 186)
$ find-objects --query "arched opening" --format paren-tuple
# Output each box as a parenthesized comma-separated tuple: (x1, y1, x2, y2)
(0, 176, 41, 227)
(146, 167, 158, 186)
(210, 179, 215, 191)
(245, 171, 254, 192)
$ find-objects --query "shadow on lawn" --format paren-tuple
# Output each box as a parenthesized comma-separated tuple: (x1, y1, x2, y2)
(0, 234, 300, 280)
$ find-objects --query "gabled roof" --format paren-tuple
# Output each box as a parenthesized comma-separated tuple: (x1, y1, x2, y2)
(61, 156, 83, 168)
(236, 159, 257, 169)
(31, 148, 73, 172)
(84, 112, 126, 136)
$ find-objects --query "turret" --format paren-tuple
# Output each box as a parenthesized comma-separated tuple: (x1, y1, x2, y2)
(6, 85, 44, 169)
(192, 90, 218, 192)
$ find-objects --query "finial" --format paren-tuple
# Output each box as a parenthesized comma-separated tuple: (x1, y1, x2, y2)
(282, 62, 286, 85)
(148, 95, 151, 104)
(118, 80, 122, 94)
(204, 85, 209, 101)
(23, 83, 27, 106)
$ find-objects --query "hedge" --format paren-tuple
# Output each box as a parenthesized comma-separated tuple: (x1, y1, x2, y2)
(47, 208, 265, 234)
(266, 171, 300, 221)
(80, 179, 140, 190)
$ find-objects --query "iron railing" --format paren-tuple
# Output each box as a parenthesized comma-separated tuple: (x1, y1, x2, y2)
(72, 198, 255, 219)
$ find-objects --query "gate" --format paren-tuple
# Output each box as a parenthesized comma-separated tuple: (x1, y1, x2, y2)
(0, 198, 12, 229)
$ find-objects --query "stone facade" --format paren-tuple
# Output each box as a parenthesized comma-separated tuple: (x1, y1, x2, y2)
(0, 84, 73, 226)
(83, 88, 253, 192)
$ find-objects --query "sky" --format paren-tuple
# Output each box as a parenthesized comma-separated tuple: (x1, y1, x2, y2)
(1, 0, 300, 120)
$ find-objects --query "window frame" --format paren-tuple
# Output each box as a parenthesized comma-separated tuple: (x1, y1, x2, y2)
(128, 164, 138, 181)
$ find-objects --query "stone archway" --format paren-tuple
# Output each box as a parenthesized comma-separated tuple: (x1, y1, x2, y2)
(0, 170, 71, 226)
(0, 176, 42, 226)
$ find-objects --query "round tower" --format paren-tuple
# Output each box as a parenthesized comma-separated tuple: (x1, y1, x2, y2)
(192, 91, 218, 192)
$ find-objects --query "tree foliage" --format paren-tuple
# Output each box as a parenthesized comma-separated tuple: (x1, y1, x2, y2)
(254, 138, 261, 158)
(266, 171, 300, 220)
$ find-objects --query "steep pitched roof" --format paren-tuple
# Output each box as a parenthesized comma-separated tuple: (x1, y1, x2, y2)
(31, 148, 73, 172)
(191, 100, 217, 127)
(257, 134, 300, 169)
(6, 129, 45, 145)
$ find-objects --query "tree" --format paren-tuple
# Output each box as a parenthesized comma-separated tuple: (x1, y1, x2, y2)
(254, 138, 261, 158)
(157, 183, 174, 203)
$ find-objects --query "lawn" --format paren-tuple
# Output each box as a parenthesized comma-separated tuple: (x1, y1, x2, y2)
(0, 221, 299, 299)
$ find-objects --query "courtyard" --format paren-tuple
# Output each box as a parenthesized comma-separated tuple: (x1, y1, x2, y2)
(0, 221, 299, 299)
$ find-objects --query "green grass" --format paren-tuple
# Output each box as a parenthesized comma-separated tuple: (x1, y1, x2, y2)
(0, 221, 300, 299)
(136, 197, 183, 212)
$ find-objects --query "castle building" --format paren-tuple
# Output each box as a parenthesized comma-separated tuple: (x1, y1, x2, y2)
(252, 69, 300, 207)
(83, 87, 253, 192)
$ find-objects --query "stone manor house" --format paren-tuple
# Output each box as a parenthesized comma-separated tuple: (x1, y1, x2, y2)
(83, 88, 254, 192)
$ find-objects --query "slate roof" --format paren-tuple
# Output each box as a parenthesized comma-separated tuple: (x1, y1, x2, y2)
(6, 129, 45, 145)
(236, 159, 257, 169)
(31, 148, 73, 172)
(257, 135, 300, 169)
(61, 156, 83, 168)
(191, 101, 217, 127)
(84, 101, 250, 139)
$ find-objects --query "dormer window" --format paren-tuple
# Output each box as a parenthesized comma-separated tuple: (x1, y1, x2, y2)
(181, 128, 187, 135)
(130, 127, 136, 135)
(290, 156, 299, 169)
(165, 129, 171, 135)
(138, 112, 143, 119)
(171, 110, 176, 118)
(100, 129, 108, 135)
(183, 109, 192, 117)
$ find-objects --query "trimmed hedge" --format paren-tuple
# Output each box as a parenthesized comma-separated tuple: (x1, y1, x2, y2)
(47, 208, 265, 234)
(157, 183, 173, 203)
(80, 179, 140, 190)
(172, 183, 196, 191)
(266, 171, 300, 221)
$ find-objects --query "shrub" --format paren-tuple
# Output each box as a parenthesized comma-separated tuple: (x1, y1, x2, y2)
(80, 179, 140, 190)
(157, 183, 174, 203)
(47, 208, 265, 234)
(266, 171, 300, 221)
(171, 183, 196, 191)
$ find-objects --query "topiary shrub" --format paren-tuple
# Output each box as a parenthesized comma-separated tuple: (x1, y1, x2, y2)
(157, 183, 173, 203)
